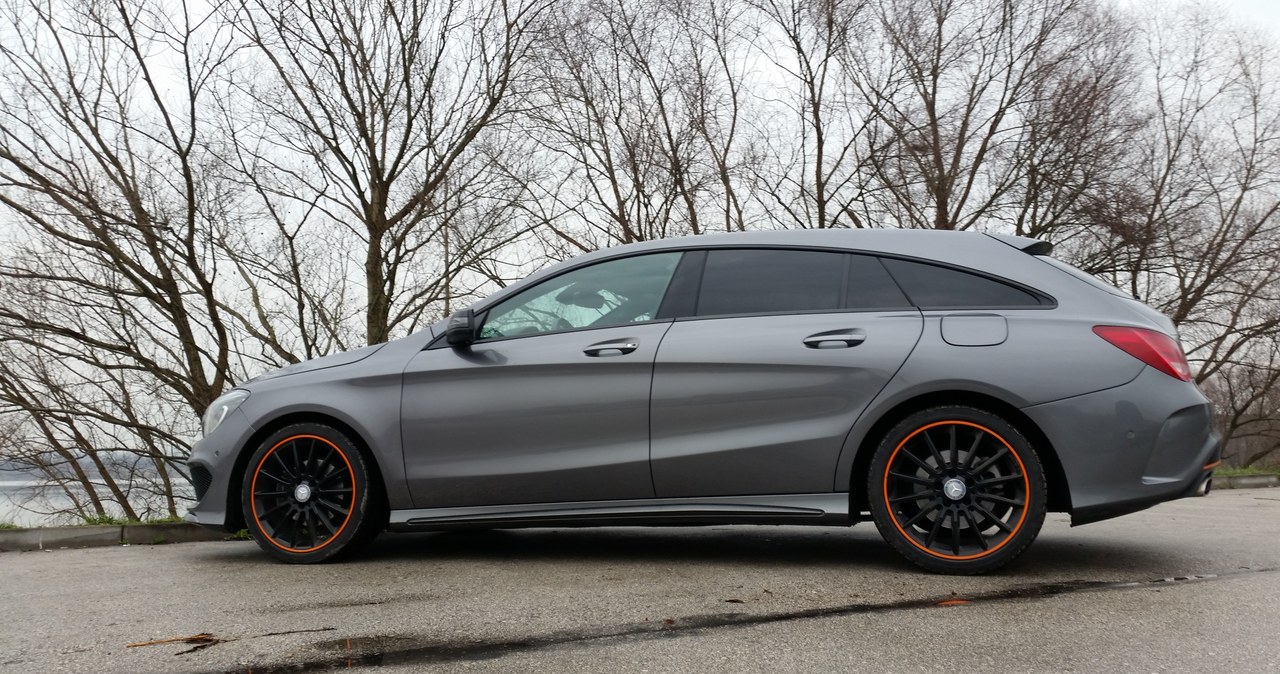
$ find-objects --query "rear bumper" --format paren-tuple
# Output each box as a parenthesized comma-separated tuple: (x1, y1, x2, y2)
(1068, 456, 1220, 526)
(1023, 367, 1222, 526)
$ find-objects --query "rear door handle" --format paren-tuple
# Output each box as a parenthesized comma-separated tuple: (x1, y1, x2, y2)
(803, 329, 867, 349)
(583, 339, 639, 357)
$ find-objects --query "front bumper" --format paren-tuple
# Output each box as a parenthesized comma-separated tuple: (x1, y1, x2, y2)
(184, 408, 257, 532)
(1023, 367, 1223, 526)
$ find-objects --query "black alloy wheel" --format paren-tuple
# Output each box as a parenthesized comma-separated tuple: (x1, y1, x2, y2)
(869, 406, 1047, 575)
(241, 423, 383, 563)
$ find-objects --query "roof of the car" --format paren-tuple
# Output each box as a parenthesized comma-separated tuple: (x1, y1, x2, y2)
(600, 228, 1044, 254)
(591, 226, 1049, 258)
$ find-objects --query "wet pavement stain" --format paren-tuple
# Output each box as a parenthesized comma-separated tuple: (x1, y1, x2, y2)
(129, 627, 338, 657)
(313, 636, 419, 652)
(207, 566, 1279, 673)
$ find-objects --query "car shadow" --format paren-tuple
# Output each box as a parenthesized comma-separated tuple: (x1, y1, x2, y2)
(195, 523, 1190, 579)
(363, 524, 1180, 577)
(364, 526, 900, 568)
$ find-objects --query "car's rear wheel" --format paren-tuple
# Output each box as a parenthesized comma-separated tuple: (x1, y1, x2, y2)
(241, 423, 382, 563)
(868, 406, 1046, 574)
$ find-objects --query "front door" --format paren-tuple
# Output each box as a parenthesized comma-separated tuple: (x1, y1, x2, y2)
(400, 252, 682, 508)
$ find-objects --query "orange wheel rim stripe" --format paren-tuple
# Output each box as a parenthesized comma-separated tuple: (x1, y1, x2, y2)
(883, 420, 1030, 561)
(250, 434, 357, 554)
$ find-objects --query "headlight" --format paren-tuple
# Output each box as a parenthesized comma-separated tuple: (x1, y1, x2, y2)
(202, 390, 250, 436)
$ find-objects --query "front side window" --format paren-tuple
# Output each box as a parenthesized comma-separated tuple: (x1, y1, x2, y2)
(479, 253, 681, 339)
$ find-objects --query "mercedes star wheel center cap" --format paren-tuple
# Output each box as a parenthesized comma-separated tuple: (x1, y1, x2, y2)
(943, 478, 967, 501)
(293, 483, 312, 503)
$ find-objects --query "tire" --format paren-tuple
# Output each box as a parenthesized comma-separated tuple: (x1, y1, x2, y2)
(868, 406, 1047, 575)
(240, 423, 384, 563)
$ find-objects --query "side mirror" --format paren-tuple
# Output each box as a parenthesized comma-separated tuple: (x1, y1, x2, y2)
(446, 309, 475, 347)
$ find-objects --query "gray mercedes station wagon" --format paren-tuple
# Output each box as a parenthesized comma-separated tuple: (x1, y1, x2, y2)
(187, 230, 1221, 574)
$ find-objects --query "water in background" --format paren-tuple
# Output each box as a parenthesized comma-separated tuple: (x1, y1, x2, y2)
(0, 470, 189, 527)
(0, 477, 69, 527)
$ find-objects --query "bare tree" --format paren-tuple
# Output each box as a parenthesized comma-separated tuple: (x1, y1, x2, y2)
(850, 0, 1109, 230)
(679, 0, 760, 233)
(0, 336, 191, 521)
(749, 0, 877, 229)
(1211, 344, 1280, 467)
(520, 0, 714, 252)
(0, 0, 243, 519)
(1059, 5, 1280, 466)
(226, 0, 549, 345)
(1001, 4, 1141, 239)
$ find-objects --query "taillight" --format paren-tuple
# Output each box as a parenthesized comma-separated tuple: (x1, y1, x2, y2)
(1092, 325, 1192, 382)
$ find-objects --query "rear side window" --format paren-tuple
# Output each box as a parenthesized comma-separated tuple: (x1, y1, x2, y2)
(697, 249, 843, 316)
(847, 255, 912, 309)
(881, 258, 1043, 308)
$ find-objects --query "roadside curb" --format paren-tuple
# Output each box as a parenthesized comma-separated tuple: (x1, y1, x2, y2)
(0, 523, 232, 552)
(1212, 475, 1280, 490)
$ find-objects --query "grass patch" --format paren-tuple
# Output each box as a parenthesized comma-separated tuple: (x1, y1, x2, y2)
(80, 514, 128, 526)
(81, 514, 185, 527)
(1217, 465, 1280, 477)
(0, 522, 19, 530)
(228, 528, 252, 541)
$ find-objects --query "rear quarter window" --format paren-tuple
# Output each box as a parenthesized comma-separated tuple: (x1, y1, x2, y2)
(880, 258, 1045, 309)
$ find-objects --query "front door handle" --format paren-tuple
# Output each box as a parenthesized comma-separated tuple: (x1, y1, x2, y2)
(583, 339, 639, 357)
(803, 329, 867, 349)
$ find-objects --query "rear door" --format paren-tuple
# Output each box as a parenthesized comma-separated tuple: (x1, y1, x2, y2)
(649, 249, 923, 497)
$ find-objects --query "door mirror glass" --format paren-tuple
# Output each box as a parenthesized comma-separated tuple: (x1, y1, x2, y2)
(446, 309, 476, 347)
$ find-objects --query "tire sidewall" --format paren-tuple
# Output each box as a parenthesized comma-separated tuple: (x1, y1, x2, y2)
(868, 406, 1047, 575)
(241, 422, 373, 564)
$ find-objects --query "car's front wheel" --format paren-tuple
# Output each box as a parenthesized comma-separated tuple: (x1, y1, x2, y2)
(868, 406, 1047, 574)
(241, 423, 382, 563)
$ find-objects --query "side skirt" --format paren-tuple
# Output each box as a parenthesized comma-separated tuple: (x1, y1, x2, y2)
(387, 493, 851, 531)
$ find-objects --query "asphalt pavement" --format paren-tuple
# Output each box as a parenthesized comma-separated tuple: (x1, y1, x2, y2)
(2, 488, 1279, 673)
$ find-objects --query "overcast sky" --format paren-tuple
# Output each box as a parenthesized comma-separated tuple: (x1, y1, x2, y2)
(1114, 1, 1280, 40)
(1222, 0, 1280, 36)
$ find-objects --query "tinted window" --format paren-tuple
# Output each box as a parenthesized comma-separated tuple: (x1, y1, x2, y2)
(881, 258, 1042, 308)
(697, 249, 843, 316)
(480, 253, 681, 339)
(847, 255, 911, 309)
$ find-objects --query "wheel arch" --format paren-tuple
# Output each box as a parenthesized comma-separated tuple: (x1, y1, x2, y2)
(225, 411, 389, 533)
(848, 390, 1071, 517)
